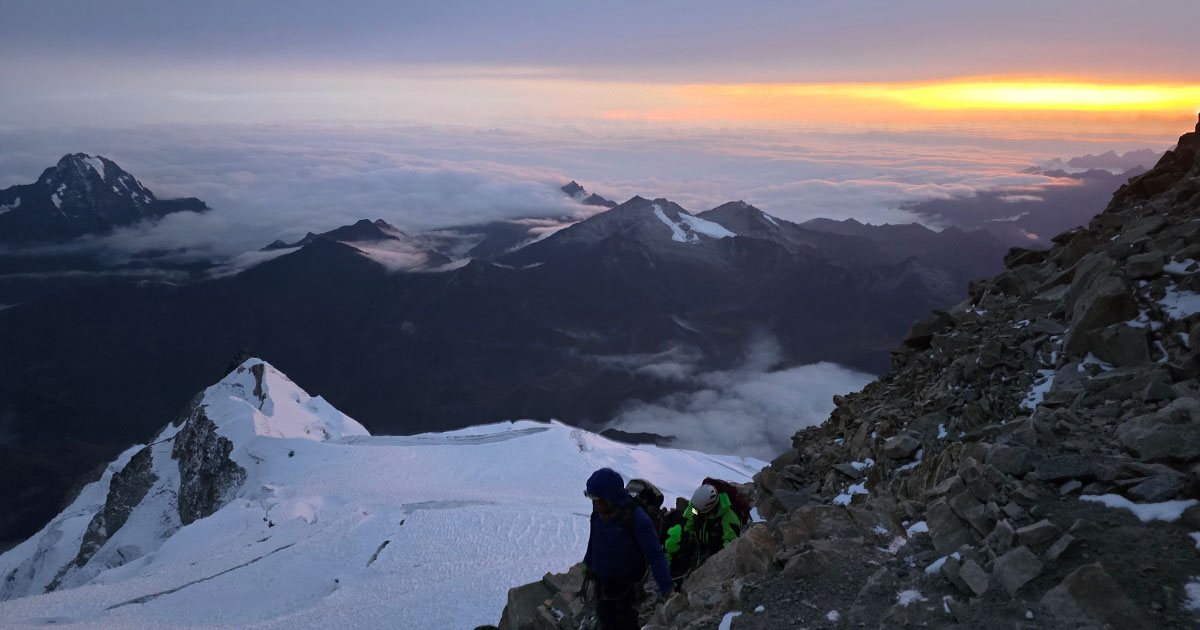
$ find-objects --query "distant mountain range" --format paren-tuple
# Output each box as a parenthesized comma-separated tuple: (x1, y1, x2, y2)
(0, 155, 1013, 545)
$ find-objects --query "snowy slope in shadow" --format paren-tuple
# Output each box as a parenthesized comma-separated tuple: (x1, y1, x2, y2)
(0, 359, 763, 629)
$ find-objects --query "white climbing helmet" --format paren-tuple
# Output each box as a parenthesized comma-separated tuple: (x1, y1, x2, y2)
(691, 484, 719, 514)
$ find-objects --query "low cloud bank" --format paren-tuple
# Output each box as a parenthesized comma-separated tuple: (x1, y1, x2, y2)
(605, 338, 875, 461)
(0, 122, 1177, 270)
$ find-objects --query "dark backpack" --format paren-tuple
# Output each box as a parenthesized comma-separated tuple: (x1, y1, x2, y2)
(702, 477, 752, 525)
(620, 478, 666, 540)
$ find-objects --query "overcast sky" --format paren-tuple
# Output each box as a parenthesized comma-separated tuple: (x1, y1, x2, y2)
(2, 1, 1199, 126)
(5, 0, 1200, 82)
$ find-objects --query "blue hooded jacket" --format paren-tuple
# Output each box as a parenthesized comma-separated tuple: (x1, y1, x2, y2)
(582, 468, 673, 595)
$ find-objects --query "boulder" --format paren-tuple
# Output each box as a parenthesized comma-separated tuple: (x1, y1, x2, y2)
(1142, 377, 1178, 403)
(1125, 252, 1166, 279)
(927, 499, 974, 555)
(986, 445, 1044, 477)
(948, 489, 994, 535)
(1182, 504, 1200, 529)
(781, 549, 830, 579)
(499, 580, 554, 630)
(683, 532, 768, 591)
(1045, 533, 1076, 563)
(993, 546, 1044, 595)
(978, 341, 1005, 369)
(542, 563, 585, 595)
(900, 312, 953, 350)
(1089, 324, 1151, 366)
(1033, 318, 1067, 335)
(882, 432, 922, 460)
(1063, 258, 1139, 356)
(958, 559, 991, 596)
(1040, 563, 1145, 630)
(1122, 215, 1168, 241)
(772, 488, 812, 513)
(1015, 519, 1062, 548)
(1126, 473, 1186, 502)
(1031, 454, 1123, 482)
(1005, 247, 1048, 269)
(1064, 253, 1117, 313)
(1057, 230, 1101, 268)
(940, 556, 969, 594)
(778, 506, 861, 545)
(1118, 423, 1200, 462)
(832, 463, 865, 480)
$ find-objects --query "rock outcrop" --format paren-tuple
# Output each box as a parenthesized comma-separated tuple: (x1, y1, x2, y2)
(172, 403, 247, 526)
(499, 116, 1200, 629)
(0, 358, 364, 602)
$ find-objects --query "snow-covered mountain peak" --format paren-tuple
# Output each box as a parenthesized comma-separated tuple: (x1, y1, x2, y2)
(651, 202, 736, 243)
(0, 361, 762, 629)
(0, 152, 209, 245)
(40, 153, 154, 207)
(495, 195, 739, 265)
(211, 359, 370, 443)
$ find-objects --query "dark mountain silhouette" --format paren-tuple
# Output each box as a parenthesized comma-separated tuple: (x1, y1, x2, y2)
(561, 179, 617, 208)
(261, 218, 452, 268)
(0, 154, 208, 245)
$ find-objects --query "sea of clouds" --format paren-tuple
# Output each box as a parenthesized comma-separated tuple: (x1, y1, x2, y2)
(0, 120, 1175, 265)
(602, 336, 876, 461)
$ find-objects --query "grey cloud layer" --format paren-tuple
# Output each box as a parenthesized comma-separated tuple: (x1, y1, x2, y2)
(604, 338, 875, 461)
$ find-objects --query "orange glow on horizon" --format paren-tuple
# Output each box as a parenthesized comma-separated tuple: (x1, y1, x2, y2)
(602, 78, 1200, 123)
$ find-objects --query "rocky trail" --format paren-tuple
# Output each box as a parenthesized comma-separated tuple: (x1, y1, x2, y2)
(500, 116, 1200, 629)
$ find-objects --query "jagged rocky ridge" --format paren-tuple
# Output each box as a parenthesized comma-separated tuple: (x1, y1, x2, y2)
(0, 359, 366, 601)
(501, 116, 1200, 629)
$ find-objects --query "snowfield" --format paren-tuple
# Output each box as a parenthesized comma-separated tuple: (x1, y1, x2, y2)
(0, 360, 764, 629)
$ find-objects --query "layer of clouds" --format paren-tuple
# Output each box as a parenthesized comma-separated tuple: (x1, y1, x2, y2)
(0, 120, 1181, 266)
(604, 337, 875, 461)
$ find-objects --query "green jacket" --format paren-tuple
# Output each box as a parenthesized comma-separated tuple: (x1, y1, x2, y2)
(663, 492, 742, 568)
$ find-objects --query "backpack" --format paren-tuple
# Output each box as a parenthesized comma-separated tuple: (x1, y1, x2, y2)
(620, 478, 666, 540)
(702, 477, 752, 525)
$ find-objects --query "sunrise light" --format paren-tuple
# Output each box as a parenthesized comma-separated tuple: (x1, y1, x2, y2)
(666, 79, 1200, 122)
(893, 80, 1200, 112)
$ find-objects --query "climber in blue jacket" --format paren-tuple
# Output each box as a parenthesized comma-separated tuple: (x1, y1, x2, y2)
(582, 468, 674, 630)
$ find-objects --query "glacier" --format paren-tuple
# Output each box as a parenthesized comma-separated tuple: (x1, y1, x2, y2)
(0, 359, 763, 629)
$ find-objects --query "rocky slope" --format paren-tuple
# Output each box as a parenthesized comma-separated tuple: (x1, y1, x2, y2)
(501, 116, 1200, 629)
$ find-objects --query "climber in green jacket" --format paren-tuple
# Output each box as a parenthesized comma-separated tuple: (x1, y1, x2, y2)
(662, 484, 742, 585)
